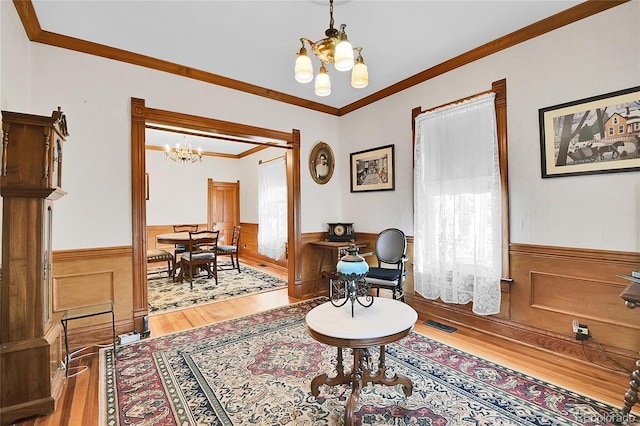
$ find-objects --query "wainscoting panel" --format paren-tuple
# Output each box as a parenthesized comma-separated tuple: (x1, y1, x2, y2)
(406, 243, 640, 370)
(239, 222, 287, 269)
(530, 271, 633, 328)
(52, 246, 134, 351)
(52, 238, 640, 368)
(511, 244, 640, 353)
(53, 271, 114, 312)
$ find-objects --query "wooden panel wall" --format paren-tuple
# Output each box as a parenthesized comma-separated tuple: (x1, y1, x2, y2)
(51, 247, 134, 352)
(237, 222, 287, 269)
(50, 236, 639, 369)
(408, 243, 640, 370)
(509, 244, 640, 352)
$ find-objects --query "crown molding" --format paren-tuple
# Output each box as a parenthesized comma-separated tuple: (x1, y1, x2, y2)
(12, 0, 628, 117)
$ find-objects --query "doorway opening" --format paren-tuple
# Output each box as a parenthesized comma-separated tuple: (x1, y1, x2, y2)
(131, 98, 302, 329)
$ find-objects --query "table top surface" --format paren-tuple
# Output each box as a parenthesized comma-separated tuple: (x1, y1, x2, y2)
(157, 232, 224, 244)
(306, 298, 417, 340)
(309, 240, 368, 249)
(618, 275, 640, 305)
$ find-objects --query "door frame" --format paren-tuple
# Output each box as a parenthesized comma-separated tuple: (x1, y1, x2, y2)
(130, 98, 302, 329)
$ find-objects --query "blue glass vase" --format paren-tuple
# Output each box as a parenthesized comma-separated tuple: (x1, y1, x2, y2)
(331, 244, 373, 316)
(336, 246, 369, 276)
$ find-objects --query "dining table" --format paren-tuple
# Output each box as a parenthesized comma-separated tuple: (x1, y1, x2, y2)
(156, 232, 225, 280)
(156, 231, 225, 246)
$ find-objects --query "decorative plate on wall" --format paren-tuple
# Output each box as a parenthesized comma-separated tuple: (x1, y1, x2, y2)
(309, 142, 335, 184)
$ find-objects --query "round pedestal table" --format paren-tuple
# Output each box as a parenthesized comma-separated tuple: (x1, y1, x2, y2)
(305, 298, 417, 426)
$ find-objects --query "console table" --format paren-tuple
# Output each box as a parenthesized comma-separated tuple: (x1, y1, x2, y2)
(61, 302, 116, 377)
(619, 275, 640, 419)
(308, 240, 369, 295)
(305, 298, 417, 425)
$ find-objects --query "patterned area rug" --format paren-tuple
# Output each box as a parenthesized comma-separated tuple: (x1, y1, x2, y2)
(147, 262, 286, 314)
(100, 298, 629, 425)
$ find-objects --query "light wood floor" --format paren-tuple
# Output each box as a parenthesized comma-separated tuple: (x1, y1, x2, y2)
(14, 259, 638, 425)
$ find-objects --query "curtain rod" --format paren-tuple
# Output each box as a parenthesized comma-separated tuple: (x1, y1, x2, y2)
(259, 155, 286, 165)
(416, 88, 494, 117)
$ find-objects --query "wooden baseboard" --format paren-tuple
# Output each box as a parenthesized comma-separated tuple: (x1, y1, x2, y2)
(406, 293, 637, 374)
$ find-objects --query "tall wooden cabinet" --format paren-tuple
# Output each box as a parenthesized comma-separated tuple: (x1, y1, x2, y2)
(0, 108, 68, 425)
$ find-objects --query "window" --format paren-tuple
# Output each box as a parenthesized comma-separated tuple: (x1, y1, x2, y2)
(619, 125, 624, 134)
(412, 80, 509, 315)
(258, 157, 287, 260)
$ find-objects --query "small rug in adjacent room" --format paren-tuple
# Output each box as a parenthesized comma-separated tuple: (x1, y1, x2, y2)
(146, 262, 286, 314)
(100, 298, 628, 425)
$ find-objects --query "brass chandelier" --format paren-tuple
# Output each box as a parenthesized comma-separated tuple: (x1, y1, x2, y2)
(294, 0, 368, 97)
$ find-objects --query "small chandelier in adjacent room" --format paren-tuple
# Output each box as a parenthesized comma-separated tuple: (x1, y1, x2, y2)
(294, 0, 369, 97)
(164, 136, 202, 164)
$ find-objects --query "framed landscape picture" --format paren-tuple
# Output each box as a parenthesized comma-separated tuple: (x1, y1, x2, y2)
(539, 86, 640, 178)
(350, 144, 395, 192)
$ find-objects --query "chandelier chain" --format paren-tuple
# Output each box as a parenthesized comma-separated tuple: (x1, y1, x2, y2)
(329, 0, 334, 30)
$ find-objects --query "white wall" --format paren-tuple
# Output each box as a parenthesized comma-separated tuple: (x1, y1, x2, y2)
(0, 1, 341, 250)
(145, 146, 284, 225)
(2, 1, 639, 253)
(339, 1, 640, 252)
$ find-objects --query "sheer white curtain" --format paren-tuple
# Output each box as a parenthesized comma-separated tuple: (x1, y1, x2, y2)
(258, 157, 288, 260)
(413, 93, 502, 315)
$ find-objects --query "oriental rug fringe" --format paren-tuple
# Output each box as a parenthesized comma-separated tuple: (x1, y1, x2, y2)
(100, 298, 630, 425)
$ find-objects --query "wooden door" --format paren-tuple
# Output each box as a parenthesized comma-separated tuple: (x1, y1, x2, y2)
(207, 180, 240, 245)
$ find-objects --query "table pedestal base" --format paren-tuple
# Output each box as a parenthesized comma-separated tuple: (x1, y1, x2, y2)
(621, 360, 640, 420)
(311, 345, 413, 426)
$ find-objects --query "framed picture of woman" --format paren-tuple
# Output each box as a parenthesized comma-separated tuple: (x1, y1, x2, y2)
(309, 142, 335, 184)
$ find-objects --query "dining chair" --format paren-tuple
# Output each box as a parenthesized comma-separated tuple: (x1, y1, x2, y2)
(146, 248, 174, 279)
(172, 224, 199, 262)
(217, 225, 242, 273)
(179, 230, 219, 290)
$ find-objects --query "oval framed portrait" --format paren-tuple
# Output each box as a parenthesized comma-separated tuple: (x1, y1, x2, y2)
(309, 142, 335, 185)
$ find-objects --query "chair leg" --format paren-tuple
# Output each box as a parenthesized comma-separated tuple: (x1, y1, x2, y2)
(234, 253, 240, 273)
(212, 257, 218, 285)
(178, 259, 185, 283)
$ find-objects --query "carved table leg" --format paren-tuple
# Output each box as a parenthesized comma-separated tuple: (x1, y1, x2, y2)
(344, 349, 364, 426)
(312, 345, 414, 426)
(311, 347, 351, 396)
(621, 359, 640, 418)
(365, 345, 413, 396)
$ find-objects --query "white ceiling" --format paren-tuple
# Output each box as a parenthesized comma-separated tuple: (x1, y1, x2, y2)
(31, 0, 584, 111)
(28, 0, 587, 154)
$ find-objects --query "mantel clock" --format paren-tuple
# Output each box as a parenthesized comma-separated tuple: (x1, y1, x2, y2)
(327, 222, 355, 242)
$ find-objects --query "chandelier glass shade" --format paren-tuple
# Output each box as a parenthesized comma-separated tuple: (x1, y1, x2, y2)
(295, 0, 368, 96)
(165, 136, 202, 164)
